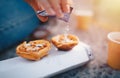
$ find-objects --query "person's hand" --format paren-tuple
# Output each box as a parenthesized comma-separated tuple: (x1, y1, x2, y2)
(25, 0, 72, 22)
(25, 0, 48, 22)
(36, 0, 73, 17)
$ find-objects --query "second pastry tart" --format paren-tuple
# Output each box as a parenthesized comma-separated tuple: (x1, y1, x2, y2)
(51, 34, 79, 51)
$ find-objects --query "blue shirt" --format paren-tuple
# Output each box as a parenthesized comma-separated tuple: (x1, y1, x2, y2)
(0, 0, 41, 52)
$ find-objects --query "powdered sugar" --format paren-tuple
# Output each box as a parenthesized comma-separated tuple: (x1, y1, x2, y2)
(24, 42, 44, 52)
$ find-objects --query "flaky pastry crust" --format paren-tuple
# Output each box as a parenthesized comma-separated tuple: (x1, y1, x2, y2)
(16, 40, 51, 60)
(51, 34, 79, 51)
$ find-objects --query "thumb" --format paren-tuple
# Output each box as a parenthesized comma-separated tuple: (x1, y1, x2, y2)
(25, 0, 48, 22)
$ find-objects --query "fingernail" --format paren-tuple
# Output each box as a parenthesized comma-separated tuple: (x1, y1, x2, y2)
(57, 10, 64, 18)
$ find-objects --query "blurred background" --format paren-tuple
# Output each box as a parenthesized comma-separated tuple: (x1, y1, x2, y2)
(73, 0, 120, 31)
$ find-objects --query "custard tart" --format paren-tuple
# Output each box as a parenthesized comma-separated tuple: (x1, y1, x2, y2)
(16, 40, 51, 60)
(51, 34, 79, 51)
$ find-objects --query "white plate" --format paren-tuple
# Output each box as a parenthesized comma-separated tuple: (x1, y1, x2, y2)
(0, 42, 93, 78)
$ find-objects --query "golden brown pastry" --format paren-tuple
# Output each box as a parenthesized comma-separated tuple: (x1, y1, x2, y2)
(51, 34, 79, 51)
(16, 40, 51, 60)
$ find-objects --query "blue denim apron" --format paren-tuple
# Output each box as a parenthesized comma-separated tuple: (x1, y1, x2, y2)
(0, 0, 41, 52)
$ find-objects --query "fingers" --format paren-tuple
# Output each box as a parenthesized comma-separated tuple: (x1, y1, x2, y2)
(25, 0, 48, 22)
(26, 0, 73, 20)
(48, 0, 64, 18)
(61, 0, 73, 13)
(37, 0, 55, 16)
(61, 0, 70, 13)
